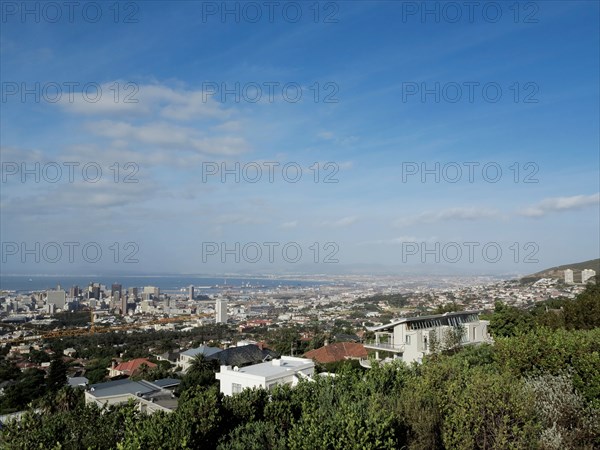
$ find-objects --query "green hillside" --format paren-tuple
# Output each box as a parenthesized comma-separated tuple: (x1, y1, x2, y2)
(521, 258, 599, 283)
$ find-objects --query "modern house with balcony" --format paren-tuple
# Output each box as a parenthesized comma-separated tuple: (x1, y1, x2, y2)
(364, 311, 490, 365)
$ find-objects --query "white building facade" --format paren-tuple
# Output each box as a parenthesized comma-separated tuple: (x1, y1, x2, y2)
(564, 269, 574, 284)
(365, 311, 491, 364)
(582, 269, 596, 283)
(216, 298, 227, 323)
(216, 356, 314, 396)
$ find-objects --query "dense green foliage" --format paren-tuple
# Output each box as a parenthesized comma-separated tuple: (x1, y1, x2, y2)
(490, 282, 600, 337)
(3, 332, 598, 449)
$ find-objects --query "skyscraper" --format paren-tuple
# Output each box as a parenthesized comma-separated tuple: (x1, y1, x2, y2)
(69, 285, 80, 298)
(121, 293, 128, 315)
(88, 283, 101, 300)
(47, 289, 66, 309)
(111, 283, 122, 298)
(582, 269, 596, 283)
(143, 286, 160, 299)
(564, 269, 574, 284)
(189, 285, 195, 301)
(216, 298, 228, 324)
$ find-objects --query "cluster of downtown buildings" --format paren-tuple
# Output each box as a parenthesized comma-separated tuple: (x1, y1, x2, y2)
(0, 270, 595, 342)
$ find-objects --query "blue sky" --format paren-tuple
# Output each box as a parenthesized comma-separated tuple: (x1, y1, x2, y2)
(1, 1, 599, 277)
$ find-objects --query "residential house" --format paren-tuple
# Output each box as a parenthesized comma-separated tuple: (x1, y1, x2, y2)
(155, 350, 180, 364)
(304, 342, 368, 364)
(108, 358, 157, 378)
(215, 356, 315, 396)
(209, 344, 278, 367)
(85, 378, 179, 414)
(67, 376, 89, 388)
(178, 346, 222, 373)
(365, 311, 491, 364)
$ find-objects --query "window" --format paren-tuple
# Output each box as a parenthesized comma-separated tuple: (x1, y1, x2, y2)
(405, 335, 411, 345)
(232, 383, 242, 394)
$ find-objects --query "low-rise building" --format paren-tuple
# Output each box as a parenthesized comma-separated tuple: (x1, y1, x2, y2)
(178, 346, 222, 373)
(108, 358, 157, 378)
(304, 342, 368, 364)
(365, 311, 491, 364)
(85, 378, 179, 414)
(67, 376, 89, 387)
(216, 356, 315, 396)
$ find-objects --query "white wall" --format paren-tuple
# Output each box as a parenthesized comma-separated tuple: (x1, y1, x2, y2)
(399, 319, 490, 364)
(216, 358, 315, 396)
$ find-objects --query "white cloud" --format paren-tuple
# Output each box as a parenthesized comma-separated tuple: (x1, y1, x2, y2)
(519, 193, 600, 217)
(358, 236, 437, 245)
(316, 131, 358, 145)
(320, 216, 358, 228)
(317, 131, 334, 140)
(395, 207, 500, 226)
(0, 178, 159, 216)
(86, 120, 248, 156)
(57, 83, 230, 120)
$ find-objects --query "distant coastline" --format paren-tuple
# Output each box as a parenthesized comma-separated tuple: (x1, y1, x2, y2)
(0, 275, 327, 293)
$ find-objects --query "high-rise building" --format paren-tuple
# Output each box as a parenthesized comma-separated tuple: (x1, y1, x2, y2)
(121, 293, 128, 315)
(111, 283, 122, 298)
(69, 286, 80, 298)
(564, 269, 574, 284)
(128, 287, 138, 300)
(143, 286, 160, 299)
(582, 269, 596, 283)
(140, 300, 151, 313)
(88, 283, 101, 300)
(189, 285, 194, 301)
(47, 289, 66, 309)
(216, 298, 228, 324)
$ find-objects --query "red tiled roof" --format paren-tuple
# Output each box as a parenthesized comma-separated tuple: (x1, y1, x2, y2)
(113, 358, 156, 375)
(304, 342, 368, 364)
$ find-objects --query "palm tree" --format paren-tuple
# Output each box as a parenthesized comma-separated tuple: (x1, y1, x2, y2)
(188, 354, 216, 375)
(135, 363, 152, 380)
(179, 354, 218, 393)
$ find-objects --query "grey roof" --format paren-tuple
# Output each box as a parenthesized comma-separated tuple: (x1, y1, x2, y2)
(67, 377, 89, 386)
(367, 310, 481, 331)
(88, 379, 159, 398)
(334, 333, 361, 342)
(208, 344, 279, 367)
(181, 345, 222, 358)
(156, 350, 180, 361)
(152, 378, 181, 388)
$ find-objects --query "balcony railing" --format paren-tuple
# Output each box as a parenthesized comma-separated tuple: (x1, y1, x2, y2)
(363, 341, 405, 352)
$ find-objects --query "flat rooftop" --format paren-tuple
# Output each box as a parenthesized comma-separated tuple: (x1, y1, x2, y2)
(221, 357, 313, 379)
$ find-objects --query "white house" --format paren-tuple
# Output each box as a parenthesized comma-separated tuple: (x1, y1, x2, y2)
(365, 311, 491, 364)
(215, 356, 315, 396)
(177, 345, 222, 373)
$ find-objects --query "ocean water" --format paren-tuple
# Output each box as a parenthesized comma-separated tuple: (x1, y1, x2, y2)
(0, 275, 325, 293)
